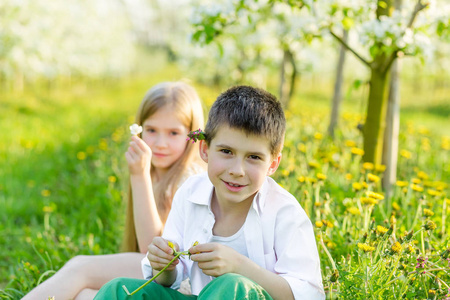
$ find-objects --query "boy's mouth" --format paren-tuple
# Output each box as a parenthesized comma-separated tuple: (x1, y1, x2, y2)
(223, 180, 246, 192)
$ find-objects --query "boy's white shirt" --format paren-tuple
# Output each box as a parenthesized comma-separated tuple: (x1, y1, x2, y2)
(142, 172, 325, 300)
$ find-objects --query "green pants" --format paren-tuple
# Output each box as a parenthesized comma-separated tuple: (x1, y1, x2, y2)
(94, 273, 273, 300)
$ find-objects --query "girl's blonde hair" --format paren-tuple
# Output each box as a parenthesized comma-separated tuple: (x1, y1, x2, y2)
(121, 81, 205, 252)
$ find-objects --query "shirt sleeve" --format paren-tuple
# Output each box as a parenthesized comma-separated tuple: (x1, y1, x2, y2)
(273, 204, 325, 300)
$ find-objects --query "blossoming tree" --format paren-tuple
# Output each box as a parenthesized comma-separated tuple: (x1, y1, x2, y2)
(191, 0, 450, 167)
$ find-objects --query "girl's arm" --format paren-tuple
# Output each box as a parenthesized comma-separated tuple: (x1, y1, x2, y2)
(126, 136, 163, 253)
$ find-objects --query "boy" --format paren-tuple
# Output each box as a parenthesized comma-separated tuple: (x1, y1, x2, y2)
(95, 86, 324, 299)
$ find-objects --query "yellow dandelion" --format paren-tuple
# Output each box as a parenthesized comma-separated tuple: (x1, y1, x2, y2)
(406, 244, 415, 254)
(423, 220, 437, 231)
(41, 189, 51, 197)
(391, 242, 402, 254)
(297, 143, 306, 153)
(297, 176, 305, 183)
(167, 241, 176, 255)
(308, 161, 320, 169)
(411, 184, 424, 192)
(327, 242, 337, 249)
(442, 137, 450, 150)
(375, 164, 386, 172)
(361, 197, 378, 205)
(417, 171, 428, 180)
(376, 225, 389, 234)
(77, 151, 86, 160)
(423, 181, 434, 188)
(362, 182, 369, 188)
(411, 178, 421, 184)
(392, 202, 401, 211)
(367, 191, 384, 200)
(345, 140, 356, 147)
(423, 208, 434, 217)
(400, 150, 412, 159)
(315, 221, 324, 228)
(402, 187, 408, 193)
(322, 220, 334, 228)
(352, 182, 363, 191)
(42, 206, 54, 213)
(362, 162, 374, 170)
(314, 202, 321, 207)
(108, 176, 117, 183)
(390, 215, 397, 225)
(427, 189, 440, 197)
(281, 169, 290, 177)
(314, 132, 323, 140)
(357, 243, 375, 252)
(99, 139, 108, 151)
(306, 177, 317, 183)
(367, 173, 380, 183)
(345, 173, 353, 180)
(347, 207, 361, 215)
(446, 198, 450, 205)
(317, 173, 327, 180)
(351, 147, 364, 156)
(396, 181, 408, 187)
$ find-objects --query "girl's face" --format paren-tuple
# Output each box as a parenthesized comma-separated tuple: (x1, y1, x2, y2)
(141, 105, 189, 173)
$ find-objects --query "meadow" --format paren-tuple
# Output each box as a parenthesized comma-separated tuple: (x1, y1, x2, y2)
(0, 53, 449, 299)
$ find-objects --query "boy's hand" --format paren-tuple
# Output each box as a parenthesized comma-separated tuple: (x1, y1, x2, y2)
(125, 136, 152, 175)
(189, 243, 243, 277)
(147, 237, 180, 272)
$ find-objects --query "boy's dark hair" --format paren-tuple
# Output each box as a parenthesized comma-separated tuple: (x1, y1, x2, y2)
(205, 85, 286, 156)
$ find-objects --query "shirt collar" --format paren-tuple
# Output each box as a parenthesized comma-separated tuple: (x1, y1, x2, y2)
(188, 173, 269, 216)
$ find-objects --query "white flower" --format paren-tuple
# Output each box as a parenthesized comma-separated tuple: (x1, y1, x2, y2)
(129, 124, 143, 135)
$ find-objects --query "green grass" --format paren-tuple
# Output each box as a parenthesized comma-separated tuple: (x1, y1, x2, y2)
(0, 50, 449, 299)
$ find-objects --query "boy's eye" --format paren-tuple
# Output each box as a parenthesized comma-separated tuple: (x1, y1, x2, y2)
(220, 149, 232, 154)
(249, 155, 261, 160)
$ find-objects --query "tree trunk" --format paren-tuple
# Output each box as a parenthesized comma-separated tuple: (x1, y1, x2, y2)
(363, 67, 389, 164)
(328, 29, 348, 138)
(382, 0, 402, 199)
(382, 59, 401, 198)
(279, 49, 296, 108)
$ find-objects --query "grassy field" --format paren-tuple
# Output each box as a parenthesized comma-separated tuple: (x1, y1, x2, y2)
(0, 52, 449, 299)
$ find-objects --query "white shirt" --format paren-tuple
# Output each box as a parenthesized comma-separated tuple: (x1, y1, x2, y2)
(142, 172, 325, 300)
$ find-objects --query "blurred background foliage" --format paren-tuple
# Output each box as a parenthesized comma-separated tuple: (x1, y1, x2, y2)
(0, 0, 449, 299)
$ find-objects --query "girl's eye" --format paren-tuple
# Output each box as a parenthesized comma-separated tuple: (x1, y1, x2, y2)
(170, 131, 179, 136)
(249, 155, 261, 160)
(147, 128, 156, 133)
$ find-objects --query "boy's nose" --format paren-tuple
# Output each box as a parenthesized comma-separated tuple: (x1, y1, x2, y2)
(228, 159, 245, 177)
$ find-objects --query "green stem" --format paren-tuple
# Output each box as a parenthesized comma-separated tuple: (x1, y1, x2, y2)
(319, 235, 337, 270)
(123, 252, 185, 296)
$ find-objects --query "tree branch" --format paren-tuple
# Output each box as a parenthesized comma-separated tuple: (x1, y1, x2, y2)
(329, 30, 372, 68)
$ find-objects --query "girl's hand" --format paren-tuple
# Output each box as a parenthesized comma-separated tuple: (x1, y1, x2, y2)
(125, 135, 152, 176)
(189, 243, 243, 277)
(147, 237, 179, 272)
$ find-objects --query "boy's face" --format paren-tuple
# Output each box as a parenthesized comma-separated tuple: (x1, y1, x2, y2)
(200, 125, 281, 208)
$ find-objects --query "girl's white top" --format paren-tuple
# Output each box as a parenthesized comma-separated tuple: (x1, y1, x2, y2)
(142, 172, 325, 300)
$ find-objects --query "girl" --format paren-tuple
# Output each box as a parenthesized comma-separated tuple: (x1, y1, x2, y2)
(23, 81, 205, 300)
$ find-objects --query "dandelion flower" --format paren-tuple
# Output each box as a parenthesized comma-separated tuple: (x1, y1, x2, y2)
(367, 173, 380, 183)
(357, 243, 375, 252)
(308, 161, 320, 169)
(297, 143, 306, 153)
(351, 147, 364, 156)
(400, 150, 412, 159)
(362, 162, 374, 170)
(297, 176, 305, 183)
(314, 132, 323, 140)
(347, 207, 361, 215)
(108, 176, 117, 183)
(411, 184, 424, 192)
(423, 220, 437, 232)
(322, 220, 334, 228)
(352, 182, 363, 191)
(367, 191, 384, 200)
(361, 197, 378, 205)
(345, 173, 353, 180)
(375, 164, 386, 172)
(396, 181, 408, 187)
(411, 178, 421, 184)
(417, 171, 429, 180)
(345, 140, 356, 147)
(317, 173, 327, 180)
(427, 189, 440, 196)
(392, 202, 400, 211)
(315, 221, 324, 228)
(77, 151, 87, 160)
(391, 242, 402, 254)
(423, 208, 434, 217)
(376, 225, 389, 235)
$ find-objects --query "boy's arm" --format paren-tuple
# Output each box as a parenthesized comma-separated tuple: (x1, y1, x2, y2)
(147, 237, 179, 286)
(189, 243, 294, 300)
